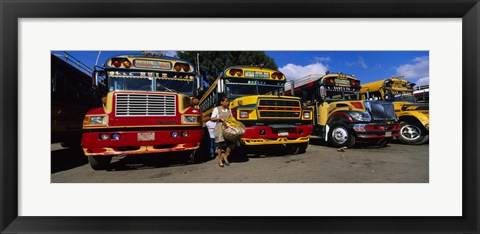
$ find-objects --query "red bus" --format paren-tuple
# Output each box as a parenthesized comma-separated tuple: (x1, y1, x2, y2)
(82, 52, 203, 170)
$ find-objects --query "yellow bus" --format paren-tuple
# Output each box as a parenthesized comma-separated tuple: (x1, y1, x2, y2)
(361, 77, 429, 144)
(286, 72, 400, 147)
(199, 66, 312, 155)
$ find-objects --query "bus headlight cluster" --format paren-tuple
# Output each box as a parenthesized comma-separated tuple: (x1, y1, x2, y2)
(240, 110, 249, 118)
(85, 115, 108, 125)
(303, 111, 311, 119)
(182, 116, 198, 123)
(349, 112, 372, 122)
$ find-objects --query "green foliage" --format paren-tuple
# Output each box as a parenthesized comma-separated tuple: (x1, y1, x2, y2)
(177, 51, 278, 83)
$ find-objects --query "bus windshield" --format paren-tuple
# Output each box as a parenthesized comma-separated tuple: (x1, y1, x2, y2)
(391, 91, 416, 103)
(324, 86, 360, 101)
(108, 77, 194, 95)
(225, 79, 285, 98)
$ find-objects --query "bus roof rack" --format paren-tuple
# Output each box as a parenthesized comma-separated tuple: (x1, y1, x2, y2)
(288, 74, 324, 89)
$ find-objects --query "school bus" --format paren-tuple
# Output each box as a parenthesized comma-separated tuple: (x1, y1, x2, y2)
(199, 66, 313, 155)
(361, 77, 429, 144)
(82, 52, 203, 170)
(286, 72, 400, 147)
(413, 85, 429, 103)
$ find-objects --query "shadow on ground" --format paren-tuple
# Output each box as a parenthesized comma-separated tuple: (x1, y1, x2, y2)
(51, 146, 88, 173)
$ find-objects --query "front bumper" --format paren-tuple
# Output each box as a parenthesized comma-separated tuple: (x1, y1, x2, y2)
(81, 128, 202, 156)
(240, 124, 312, 146)
(350, 123, 400, 139)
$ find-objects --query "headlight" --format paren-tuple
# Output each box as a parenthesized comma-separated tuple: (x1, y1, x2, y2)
(303, 111, 311, 119)
(240, 110, 249, 118)
(182, 116, 198, 123)
(349, 112, 371, 122)
(84, 115, 108, 126)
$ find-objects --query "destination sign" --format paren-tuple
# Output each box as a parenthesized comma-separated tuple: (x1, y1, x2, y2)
(326, 86, 356, 92)
(108, 71, 194, 79)
(335, 79, 351, 86)
(244, 70, 270, 78)
(134, 59, 172, 70)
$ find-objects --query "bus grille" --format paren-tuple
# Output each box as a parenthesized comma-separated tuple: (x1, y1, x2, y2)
(366, 102, 395, 120)
(259, 112, 300, 118)
(115, 94, 176, 116)
(258, 98, 301, 119)
(259, 100, 299, 107)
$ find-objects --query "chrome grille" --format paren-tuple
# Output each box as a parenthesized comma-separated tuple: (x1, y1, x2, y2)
(258, 98, 301, 119)
(115, 94, 176, 116)
(259, 99, 298, 107)
(366, 101, 395, 120)
(259, 112, 300, 118)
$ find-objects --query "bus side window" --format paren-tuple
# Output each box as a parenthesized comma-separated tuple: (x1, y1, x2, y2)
(66, 77, 80, 99)
(369, 91, 382, 100)
(53, 71, 66, 96)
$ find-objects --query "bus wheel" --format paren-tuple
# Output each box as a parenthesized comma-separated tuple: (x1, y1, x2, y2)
(398, 121, 429, 145)
(290, 143, 308, 154)
(236, 145, 248, 158)
(328, 123, 356, 148)
(184, 150, 200, 164)
(377, 137, 392, 147)
(88, 156, 112, 170)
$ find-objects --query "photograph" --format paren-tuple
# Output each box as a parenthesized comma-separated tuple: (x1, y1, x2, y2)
(2, 0, 478, 232)
(51, 50, 429, 183)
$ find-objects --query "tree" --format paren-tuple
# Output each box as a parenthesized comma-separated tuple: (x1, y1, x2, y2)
(177, 51, 278, 83)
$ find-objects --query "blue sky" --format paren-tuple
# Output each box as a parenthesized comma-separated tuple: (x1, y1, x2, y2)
(53, 51, 429, 86)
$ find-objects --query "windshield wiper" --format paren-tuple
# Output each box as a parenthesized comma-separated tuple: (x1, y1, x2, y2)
(157, 82, 177, 93)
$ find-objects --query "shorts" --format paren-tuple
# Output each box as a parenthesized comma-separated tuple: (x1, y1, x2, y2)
(216, 139, 234, 150)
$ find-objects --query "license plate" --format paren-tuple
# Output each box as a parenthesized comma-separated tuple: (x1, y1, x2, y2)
(385, 132, 392, 137)
(138, 132, 155, 141)
(278, 131, 289, 137)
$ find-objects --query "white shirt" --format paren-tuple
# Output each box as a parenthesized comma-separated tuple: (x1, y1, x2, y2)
(211, 107, 232, 119)
(205, 120, 216, 138)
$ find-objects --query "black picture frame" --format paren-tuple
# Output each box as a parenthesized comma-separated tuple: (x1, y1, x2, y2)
(1, 0, 479, 233)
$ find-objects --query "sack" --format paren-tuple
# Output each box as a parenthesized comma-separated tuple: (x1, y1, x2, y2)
(222, 116, 246, 141)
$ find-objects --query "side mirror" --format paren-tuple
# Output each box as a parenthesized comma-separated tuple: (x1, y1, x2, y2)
(319, 86, 326, 100)
(290, 80, 295, 96)
(195, 74, 204, 90)
(91, 70, 99, 88)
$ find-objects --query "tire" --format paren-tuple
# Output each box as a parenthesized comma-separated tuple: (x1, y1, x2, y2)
(188, 150, 209, 164)
(328, 122, 356, 148)
(88, 156, 112, 170)
(236, 145, 248, 158)
(290, 143, 309, 154)
(398, 121, 429, 145)
(376, 137, 392, 147)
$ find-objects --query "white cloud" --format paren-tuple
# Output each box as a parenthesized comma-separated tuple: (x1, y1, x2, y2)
(414, 77, 430, 87)
(346, 56, 368, 69)
(314, 56, 331, 63)
(396, 56, 429, 79)
(279, 63, 328, 80)
(396, 56, 429, 87)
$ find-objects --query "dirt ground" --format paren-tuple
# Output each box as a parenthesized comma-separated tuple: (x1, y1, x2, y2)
(51, 140, 428, 183)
